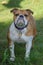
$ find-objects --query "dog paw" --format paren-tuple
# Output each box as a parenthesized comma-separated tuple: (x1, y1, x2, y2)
(10, 57, 15, 61)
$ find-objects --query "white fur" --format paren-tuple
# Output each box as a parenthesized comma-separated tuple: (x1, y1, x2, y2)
(9, 22, 33, 61)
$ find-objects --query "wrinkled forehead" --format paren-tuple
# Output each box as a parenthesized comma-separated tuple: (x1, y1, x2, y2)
(14, 10, 28, 14)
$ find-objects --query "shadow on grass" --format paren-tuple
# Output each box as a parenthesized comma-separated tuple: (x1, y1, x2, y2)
(0, 22, 11, 39)
(0, 17, 43, 65)
(3, 0, 23, 8)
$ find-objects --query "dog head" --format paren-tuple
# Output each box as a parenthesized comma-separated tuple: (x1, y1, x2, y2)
(10, 9, 33, 30)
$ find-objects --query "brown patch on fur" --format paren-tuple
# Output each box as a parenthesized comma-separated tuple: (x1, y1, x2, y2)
(10, 9, 33, 21)
(25, 14, 37, 36)
(7, 30, 12, 46)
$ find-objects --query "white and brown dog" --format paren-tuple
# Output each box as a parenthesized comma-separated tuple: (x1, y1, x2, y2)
(7, 9, 37, 61)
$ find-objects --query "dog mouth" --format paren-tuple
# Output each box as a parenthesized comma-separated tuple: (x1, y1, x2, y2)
(16, 23, 25, 27)
(16, 19, 25, 28)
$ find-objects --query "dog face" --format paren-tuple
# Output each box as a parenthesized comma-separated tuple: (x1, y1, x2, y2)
(10, 9, 33, 29)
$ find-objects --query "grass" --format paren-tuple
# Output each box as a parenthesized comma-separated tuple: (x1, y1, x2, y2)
(0, 0, 43, 65)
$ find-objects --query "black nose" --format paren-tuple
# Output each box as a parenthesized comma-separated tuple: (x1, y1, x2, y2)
(19, 15, 24, 18)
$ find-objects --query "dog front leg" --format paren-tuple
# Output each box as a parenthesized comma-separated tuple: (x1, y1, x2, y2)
(9, 41, 15, 61)
(25, 39, 33, 60)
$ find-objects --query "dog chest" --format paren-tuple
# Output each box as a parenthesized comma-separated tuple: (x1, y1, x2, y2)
(9, 22, 27, 41)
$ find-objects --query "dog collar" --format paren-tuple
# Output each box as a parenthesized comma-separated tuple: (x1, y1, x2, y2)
(14, 22, 28, 30)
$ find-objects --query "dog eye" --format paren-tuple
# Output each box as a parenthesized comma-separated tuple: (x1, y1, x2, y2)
(15, 14, 19, 16)
(24, 14, 28, 17)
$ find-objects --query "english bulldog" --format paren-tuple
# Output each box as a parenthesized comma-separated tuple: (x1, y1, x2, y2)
(7, 9, 37, 61)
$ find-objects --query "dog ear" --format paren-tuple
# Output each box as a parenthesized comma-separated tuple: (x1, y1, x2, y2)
(10, 8, 18, 13)
(26, 9, 33, 14)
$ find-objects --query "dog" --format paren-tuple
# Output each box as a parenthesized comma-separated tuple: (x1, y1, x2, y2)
(7, 9, 37, 61)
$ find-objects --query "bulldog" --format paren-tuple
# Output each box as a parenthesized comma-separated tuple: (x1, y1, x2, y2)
(7, 9, 37, 61)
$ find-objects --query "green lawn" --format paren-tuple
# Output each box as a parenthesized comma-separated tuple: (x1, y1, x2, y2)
(0, 0, 43, 65)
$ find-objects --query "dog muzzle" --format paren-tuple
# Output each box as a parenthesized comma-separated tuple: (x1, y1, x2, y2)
(14, 15, 28, 30)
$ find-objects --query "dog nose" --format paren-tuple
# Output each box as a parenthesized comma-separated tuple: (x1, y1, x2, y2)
(19, 15, 24, 18)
